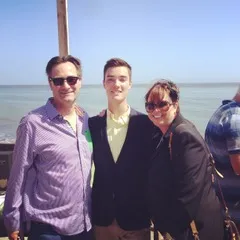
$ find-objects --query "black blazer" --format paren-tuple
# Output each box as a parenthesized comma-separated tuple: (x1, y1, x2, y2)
(89, 108, 157, 230)
(148, 114, 224, 240)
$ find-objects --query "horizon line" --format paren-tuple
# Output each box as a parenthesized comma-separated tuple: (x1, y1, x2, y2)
(0, 81, 239, 87)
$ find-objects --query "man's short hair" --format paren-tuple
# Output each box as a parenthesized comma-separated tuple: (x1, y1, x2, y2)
(46, 55, 82, 78)
(103, 58, 132, 80)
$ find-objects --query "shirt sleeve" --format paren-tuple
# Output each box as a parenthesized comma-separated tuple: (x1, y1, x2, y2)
(223, 113, 240, 155)
(3, 117, 34, 233)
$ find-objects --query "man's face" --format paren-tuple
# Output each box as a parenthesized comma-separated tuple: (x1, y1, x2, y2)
(49, 62, 81, 107)
(103, 66, 132, 104)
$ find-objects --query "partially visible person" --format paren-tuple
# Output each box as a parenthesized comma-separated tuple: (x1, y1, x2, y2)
(3, 55, 92, 240)
(89, 58, 157, 240)
(205, 86, 240, 231)
(145, 80, 224, 240)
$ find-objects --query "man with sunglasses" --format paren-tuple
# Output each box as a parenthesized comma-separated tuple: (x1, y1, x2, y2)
(88, 58, 157, 240)
(3, 55, 92, 240)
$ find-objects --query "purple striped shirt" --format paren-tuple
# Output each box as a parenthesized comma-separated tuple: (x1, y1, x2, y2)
(3, 99, 92, 235)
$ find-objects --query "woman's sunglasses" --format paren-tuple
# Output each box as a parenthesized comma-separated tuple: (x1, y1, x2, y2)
(145, 101, 173, 113)
(49, 76, 80, 86)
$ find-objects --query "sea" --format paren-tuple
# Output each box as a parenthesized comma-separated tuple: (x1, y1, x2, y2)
(0, 82, 239, 143)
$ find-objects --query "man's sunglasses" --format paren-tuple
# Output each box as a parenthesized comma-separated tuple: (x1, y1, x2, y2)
(145, 101, 173, 113)
(49, 76, 80, 86)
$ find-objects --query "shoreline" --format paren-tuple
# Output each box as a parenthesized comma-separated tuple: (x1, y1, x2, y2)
(0, 141, 15, 144)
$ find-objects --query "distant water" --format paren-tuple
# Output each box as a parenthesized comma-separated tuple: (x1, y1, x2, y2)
(0, 82, 238, 142)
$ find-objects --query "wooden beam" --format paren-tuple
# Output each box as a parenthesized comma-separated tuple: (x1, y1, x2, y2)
(56, 0, 69, 56)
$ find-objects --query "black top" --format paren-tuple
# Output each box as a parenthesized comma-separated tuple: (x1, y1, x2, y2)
(148, 113, 224, 240)
(89, 108, 158, 230)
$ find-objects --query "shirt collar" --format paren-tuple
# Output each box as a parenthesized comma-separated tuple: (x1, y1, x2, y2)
(222, 100, 233, 105)
(107, 105, 130, 125)
(45, 98, 59, 120)
(45, 97, 84, 120)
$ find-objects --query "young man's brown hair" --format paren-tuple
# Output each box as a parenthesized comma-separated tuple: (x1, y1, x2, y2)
(103, 58, 132, 80)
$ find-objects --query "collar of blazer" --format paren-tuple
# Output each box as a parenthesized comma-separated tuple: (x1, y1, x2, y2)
(98, 107, 139, 139)
(153, 113, 185, 151)
(164, 113, 185, 139)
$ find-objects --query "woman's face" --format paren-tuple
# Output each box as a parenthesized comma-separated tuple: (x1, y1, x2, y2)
(146, 90, 178, 133)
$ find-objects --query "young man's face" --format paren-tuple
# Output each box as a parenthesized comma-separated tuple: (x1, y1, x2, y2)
(103, 66, 132, 104)
(49, 61, 81, 108)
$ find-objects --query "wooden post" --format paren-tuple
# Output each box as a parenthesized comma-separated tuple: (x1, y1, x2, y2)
(56, 0, 69, 56)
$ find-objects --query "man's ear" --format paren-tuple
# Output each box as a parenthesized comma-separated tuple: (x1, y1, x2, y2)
(173, 101, 179, 115)
(129, 80, 132, 89)
(48, 79, 53, 91)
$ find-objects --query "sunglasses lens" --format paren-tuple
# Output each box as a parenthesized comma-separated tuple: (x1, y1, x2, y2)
(66, 76, 79, 85)
(50, 77, 79, 86)
(145, 101, 172, 112)
(158, 101, 168, 108)
(145, 102, 155, 112)
(52, 78, 64, 86)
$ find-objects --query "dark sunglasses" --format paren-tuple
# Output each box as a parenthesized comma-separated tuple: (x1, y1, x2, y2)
(49, 76, 80, 86)
(145, 101, 173, 113)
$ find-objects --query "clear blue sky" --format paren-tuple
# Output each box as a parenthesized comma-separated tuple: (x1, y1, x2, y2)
(1, 0, 240, 85)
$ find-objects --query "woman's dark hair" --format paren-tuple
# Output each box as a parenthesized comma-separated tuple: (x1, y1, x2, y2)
(145, 79, 179, 103)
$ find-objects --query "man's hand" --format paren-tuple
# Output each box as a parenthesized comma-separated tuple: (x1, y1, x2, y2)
(98, 109, 106, 117)
(8, 231, 20, 240)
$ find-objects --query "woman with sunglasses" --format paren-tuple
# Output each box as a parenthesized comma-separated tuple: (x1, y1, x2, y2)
(145, 80, 224, 240)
